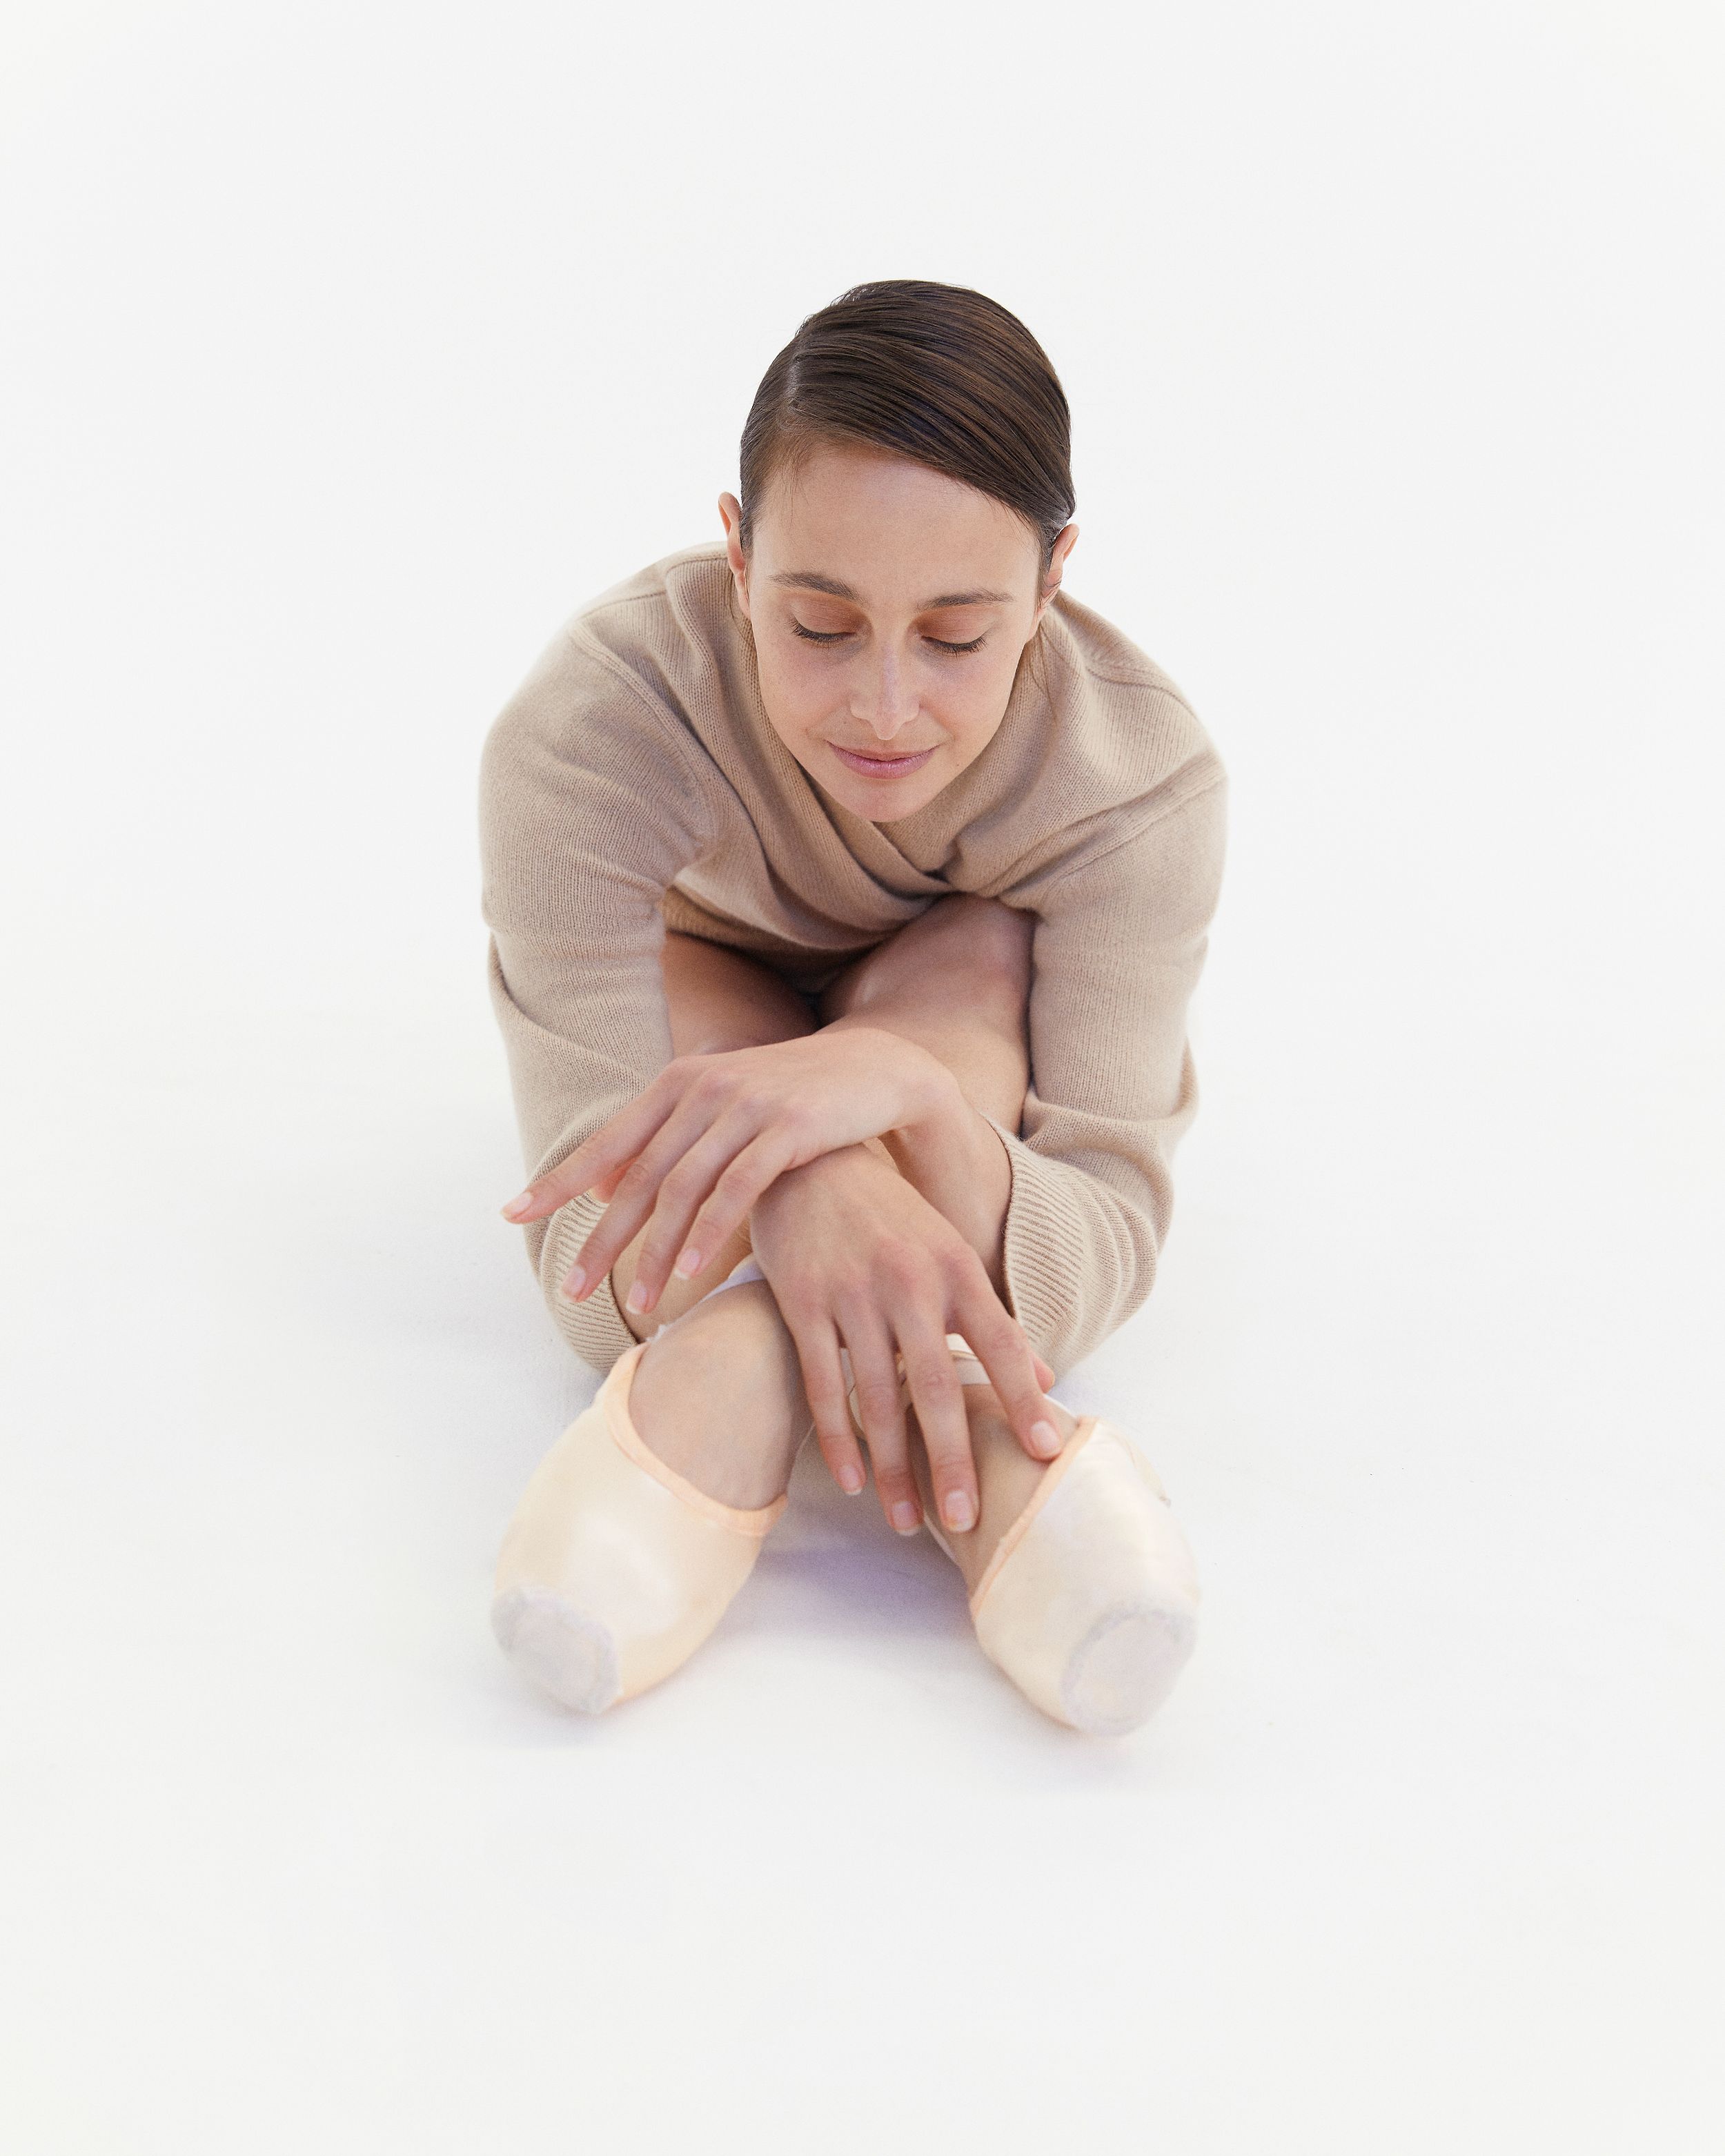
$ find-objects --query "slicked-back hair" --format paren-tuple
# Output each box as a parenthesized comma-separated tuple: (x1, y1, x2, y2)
(738, 280, 1075, 584)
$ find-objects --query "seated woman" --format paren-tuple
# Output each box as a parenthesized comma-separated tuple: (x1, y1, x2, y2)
(480, 279, 1228, 1737)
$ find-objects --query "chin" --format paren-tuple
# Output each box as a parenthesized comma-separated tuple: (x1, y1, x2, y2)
(838, 771, 945, 818)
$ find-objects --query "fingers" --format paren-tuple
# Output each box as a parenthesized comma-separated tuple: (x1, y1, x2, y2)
(896, 1319, 980, 1535)
(790, 1321, 868, 1499)
(608, 1123, 807, 1314)
(513, 1089, 811, 1316)
(500, 1089, 674, 1224)
(843, 1316, 920, 1535)
(554, 1152, 675, 1305)
(546, 1100, 742, 1307)
(658, 1129, 803, 1295)
(956, 1284, 1065, 1463)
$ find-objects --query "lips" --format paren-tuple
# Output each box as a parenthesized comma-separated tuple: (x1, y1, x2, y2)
(830, 742, 936, 777)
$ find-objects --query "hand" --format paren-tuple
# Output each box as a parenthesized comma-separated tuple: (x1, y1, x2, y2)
(500, 1029, 954, 1314)
(749, 1143, 1067, 1539)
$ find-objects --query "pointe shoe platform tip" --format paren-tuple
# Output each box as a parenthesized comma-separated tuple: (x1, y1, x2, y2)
(492, 1338, 783, 1714)
(842, 1337, 1203, 1739)
(973, 1419, 1202, 1737)
(491, 1583, 621, 1715)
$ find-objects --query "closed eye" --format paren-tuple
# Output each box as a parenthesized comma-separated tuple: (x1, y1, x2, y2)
(791, 622, 987, 655)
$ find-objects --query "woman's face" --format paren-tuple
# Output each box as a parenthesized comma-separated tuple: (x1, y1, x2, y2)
(720, 442, 1077, 820)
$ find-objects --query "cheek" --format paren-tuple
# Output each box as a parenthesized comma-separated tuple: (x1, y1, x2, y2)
(756, 644, 842, 738)
(938, 651, 1021, 737)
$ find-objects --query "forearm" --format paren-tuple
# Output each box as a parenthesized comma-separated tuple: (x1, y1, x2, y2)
(812, 1011, 1016, 1297)
(845, 1078, 1014, 1301)
(887, 1084, 1012, 1297)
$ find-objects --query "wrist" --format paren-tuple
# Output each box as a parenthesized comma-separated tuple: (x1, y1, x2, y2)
(760, 1138, 885, 1203)
(889, 1061, 967, 1160)
(896, 1047, 965, 1141)
(817, 1020, 962, 1140)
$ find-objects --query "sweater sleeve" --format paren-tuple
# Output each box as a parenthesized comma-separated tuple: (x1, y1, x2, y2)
(985, 769, 1229, 1377)
(479, 626, 717, 1374)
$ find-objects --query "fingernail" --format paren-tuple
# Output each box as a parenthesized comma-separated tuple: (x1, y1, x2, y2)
(502, 1191, 535, 1219)
(625, 1281, 649, 1313)
(943, 1490, 976, 1533)
(891, 1501, 920, 1535)
(1032, 1419, 1063, 1458)
(562, 1265, 586, 1300)
(839, 1465, 865, 1495)
(673, 1247, 702, 1278)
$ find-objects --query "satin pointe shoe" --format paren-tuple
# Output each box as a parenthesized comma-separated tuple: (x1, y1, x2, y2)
(845, 1338, 1202, 1736)
(492, 1321, 787, 1714)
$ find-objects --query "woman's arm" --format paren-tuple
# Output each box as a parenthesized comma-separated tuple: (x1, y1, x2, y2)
(481, 626, 716, 1373)
(864, 1076, 1016, 1303)
(504, 1022, 962, 1295)
(497, 721, 1226, 1388)
(976, 769, 1229, 1374)
(747, 1135, 1064, 1536)
(709, 768, 1227, 1525)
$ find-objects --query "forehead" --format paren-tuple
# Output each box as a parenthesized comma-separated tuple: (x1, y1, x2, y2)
(757, 441, 1038, 593)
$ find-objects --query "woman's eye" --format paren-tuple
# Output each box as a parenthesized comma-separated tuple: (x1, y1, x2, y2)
(789, 622, 987, 654)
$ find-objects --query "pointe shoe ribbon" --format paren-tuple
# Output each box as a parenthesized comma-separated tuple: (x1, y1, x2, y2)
(491, 1337, 786, 1714)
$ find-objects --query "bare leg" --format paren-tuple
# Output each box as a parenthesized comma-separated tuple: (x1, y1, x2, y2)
(526, 907, 1190, 1735)
(816, 898, 1080, 1576)
(610, 932, 818, 1343)
(622, 909, 1081, 1575)
(814, 893, 1034, 1132)
(816, 896, 1033, 1287)
(611, 933, 819, 1507)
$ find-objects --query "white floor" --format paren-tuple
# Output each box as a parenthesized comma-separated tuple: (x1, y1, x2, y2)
(3, 927, 1719, 2151)
(3, 6, 1722, 2151)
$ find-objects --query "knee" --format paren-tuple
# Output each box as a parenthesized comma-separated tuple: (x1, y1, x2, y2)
(841, 895, 1032, 1019)
(957, 896, 1034, 995)
(921, 895, 1034, 1020)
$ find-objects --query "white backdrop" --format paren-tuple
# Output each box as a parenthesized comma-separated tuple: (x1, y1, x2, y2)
(3, 3, 1721, 2150)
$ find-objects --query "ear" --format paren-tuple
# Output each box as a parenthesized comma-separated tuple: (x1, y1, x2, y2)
(718, 492, 751, 617)
(1033, 524, 1079, 626)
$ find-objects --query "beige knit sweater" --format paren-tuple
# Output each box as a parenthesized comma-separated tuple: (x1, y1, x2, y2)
(479, 540, 1228, 1379)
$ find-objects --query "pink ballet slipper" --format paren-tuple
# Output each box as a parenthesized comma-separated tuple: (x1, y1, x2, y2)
(493, 1316, 785, 1714)
(846, 1338, 1201, 1735)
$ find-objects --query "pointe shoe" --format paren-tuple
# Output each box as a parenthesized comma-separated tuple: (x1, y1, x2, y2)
(491, 1336, 787, 1714)
(845, 1340, 1201, 1736)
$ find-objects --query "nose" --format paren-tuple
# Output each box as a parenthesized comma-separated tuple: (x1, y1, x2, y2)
(851, 644, 920, 740)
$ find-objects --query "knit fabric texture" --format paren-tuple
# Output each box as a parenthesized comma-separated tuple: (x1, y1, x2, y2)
(479, 540, 1228, 1378)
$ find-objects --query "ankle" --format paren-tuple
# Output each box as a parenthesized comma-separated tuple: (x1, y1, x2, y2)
(627, 1281, 807, 1510)
(922, 1385, 1081, 1598)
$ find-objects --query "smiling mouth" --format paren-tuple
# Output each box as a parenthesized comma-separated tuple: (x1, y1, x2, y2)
(829, 742, 936, 772)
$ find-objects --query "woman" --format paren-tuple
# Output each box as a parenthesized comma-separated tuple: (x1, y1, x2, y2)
(480, 280, 1228, 1735)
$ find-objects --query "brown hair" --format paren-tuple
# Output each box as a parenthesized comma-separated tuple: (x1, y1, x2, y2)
(738, 280, 1075, 587)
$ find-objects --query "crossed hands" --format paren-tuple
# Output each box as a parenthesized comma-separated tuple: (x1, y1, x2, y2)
(500, 1026, 1066, 1535)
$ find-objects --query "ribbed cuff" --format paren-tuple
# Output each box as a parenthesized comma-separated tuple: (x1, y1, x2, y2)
(978, 1112, 1098, 1379)
(542, 1194, 639, 1375)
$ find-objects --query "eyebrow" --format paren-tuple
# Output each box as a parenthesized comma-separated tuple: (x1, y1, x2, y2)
(769, 571, 1014, 609)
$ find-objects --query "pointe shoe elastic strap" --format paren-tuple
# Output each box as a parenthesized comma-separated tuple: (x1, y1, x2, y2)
(839, 1334, 998, 1561)
(839, 1332, 989, 1444)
